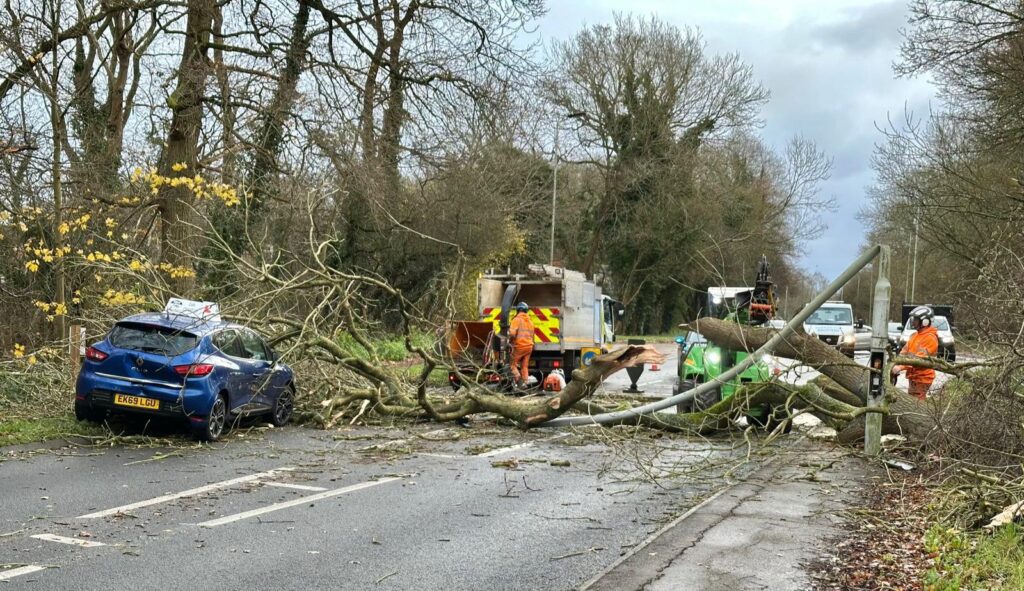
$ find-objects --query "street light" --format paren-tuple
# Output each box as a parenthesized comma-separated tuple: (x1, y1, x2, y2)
(551, 111, 585, 266)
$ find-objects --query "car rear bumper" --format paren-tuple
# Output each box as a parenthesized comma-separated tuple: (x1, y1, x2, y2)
(75, 371, 216, 419)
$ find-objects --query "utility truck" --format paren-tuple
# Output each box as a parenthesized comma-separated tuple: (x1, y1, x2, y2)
(445, 264, 623, 391)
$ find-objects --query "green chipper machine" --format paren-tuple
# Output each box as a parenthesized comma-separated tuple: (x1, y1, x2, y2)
(674, 255, 790, 430)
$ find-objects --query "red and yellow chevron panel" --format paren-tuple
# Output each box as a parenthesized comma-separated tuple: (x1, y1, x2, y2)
(481, 307, 561, 344)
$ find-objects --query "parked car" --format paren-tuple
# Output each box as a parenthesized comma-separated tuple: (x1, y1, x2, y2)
(853, 319, 872, 352)
(897, 315, 955, 362)
(74, 300, 295, 441)
(887, 321, 903, 352)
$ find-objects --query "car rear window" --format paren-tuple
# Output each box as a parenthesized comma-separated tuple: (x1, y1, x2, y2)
(108, 323, 198, 356)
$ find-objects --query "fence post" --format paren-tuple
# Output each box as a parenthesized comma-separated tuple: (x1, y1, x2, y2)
(865, 245, 891, 456)
(69, 324, 83, 373)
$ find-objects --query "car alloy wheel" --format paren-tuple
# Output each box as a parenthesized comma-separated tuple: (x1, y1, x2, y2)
(203, 396, 227, 441)
(272, 388, 293, 427)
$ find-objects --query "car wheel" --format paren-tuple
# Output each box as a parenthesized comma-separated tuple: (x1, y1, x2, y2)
(195, 394, 227, 442)
(74, 401, 105, 424)
(271, 386, 294, 427)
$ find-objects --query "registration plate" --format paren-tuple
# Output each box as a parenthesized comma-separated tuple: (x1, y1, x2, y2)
(113, 394, 160, 410)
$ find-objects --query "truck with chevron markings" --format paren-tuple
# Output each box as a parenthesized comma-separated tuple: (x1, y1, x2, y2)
(446, 264, 624, 390)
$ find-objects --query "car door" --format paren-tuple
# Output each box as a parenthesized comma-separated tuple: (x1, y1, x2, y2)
(212, 329, 256, 413)
(238, 329, 276, 409)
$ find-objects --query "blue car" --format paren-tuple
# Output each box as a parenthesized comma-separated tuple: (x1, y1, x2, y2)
(74, 312, 295, 441)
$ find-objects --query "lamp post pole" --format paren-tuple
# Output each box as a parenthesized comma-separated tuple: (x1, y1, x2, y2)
(550, 123, 559, 266)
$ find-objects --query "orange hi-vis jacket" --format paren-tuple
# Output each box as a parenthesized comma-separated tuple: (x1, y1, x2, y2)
(900, 325, 939, 384)
(509, 312, 535, 350)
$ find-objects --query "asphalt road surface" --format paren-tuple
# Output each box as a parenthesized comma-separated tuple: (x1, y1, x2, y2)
(0, 341, 942, 590)
(0, 400, 768, 590)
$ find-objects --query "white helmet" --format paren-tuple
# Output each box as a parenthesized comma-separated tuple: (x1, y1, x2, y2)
(908, 305, 934, 328)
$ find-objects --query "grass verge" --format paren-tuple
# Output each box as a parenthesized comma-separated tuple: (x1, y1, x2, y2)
(403, 363, 450, 388)
(618, 334, 680, 344)
(924, 524, 1024, 590)
(0, 416, 107, 446)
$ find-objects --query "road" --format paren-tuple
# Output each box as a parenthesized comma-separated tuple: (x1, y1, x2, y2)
(0, 341, 940, 590)
(0, 346, 769, 591)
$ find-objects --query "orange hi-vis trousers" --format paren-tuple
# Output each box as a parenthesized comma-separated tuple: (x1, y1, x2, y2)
(511, 346, 532, 383)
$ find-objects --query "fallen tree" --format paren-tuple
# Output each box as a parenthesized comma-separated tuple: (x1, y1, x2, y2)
(680, 318, 999, 443)
(108, 194, 987, 446)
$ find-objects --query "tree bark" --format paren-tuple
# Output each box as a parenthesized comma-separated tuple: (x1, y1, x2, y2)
(680, 317, 948, 442)
(158, 0, 215, 294)
(249, 0, 312, 209)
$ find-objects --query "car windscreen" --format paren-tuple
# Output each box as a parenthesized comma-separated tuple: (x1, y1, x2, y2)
(805, 307, 853, 325)
(108, 323, 198, 356)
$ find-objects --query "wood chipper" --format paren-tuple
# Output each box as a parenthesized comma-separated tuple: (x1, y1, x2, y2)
(445, 264, 623, 391)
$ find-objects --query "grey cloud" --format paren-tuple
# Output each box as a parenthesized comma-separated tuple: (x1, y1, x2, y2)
(805, 1, 908, 55)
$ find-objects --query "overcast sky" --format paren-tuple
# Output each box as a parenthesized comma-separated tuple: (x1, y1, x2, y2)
(536, 0, 936, 279)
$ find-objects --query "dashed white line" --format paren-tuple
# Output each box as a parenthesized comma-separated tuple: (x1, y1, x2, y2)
(198, 477, 403, 527)
(476, 433, 569, 458)
(30, 533, 106, 548)
(263, 482, 328, 492)
(78, 467, 295, 519)
(0, 565, 47, 581)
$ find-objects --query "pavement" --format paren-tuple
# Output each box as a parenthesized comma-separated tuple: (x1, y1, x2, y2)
(583, 440, 873, 591)
(0, 341, 885, 590)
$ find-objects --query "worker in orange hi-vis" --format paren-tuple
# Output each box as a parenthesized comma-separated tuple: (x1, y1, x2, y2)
(891, 305, 940, 400)
(509, 302, 535, 388)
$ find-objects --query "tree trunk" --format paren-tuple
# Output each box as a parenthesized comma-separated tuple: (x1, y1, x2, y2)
(682, 318, 944, 441)
(249, 0, 311, 210)
(158, 0, 215, 295)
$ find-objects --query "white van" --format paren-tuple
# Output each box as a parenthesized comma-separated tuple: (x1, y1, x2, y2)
(803, 301, 856, 357)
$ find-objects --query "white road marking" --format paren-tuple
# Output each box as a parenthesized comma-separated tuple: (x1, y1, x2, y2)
(198, 477, 402, 527)
(0, 565, 47, 581)
(78, 467, 295, 519)
(476, 433, 569, 458)
(263, 482, 328, 492)
(30, 533, 106, 548)
(417, 452, 460, 459)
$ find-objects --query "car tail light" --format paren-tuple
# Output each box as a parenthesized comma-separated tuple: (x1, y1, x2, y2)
(174, 363, 214, 377)
(553, 360, 561, 368)
(448, 373, 456, 382)
(85, 346, 108, 362)
(487, 374, 500, 383)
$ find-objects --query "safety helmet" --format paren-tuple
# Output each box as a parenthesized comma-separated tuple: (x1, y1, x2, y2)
(516, 302, 529, 312)
(908, 305, 934, 328)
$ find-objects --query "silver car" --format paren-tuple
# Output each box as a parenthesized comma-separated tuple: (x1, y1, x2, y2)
(887, 321, 902, 351)
(853, 321, 872, 351)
